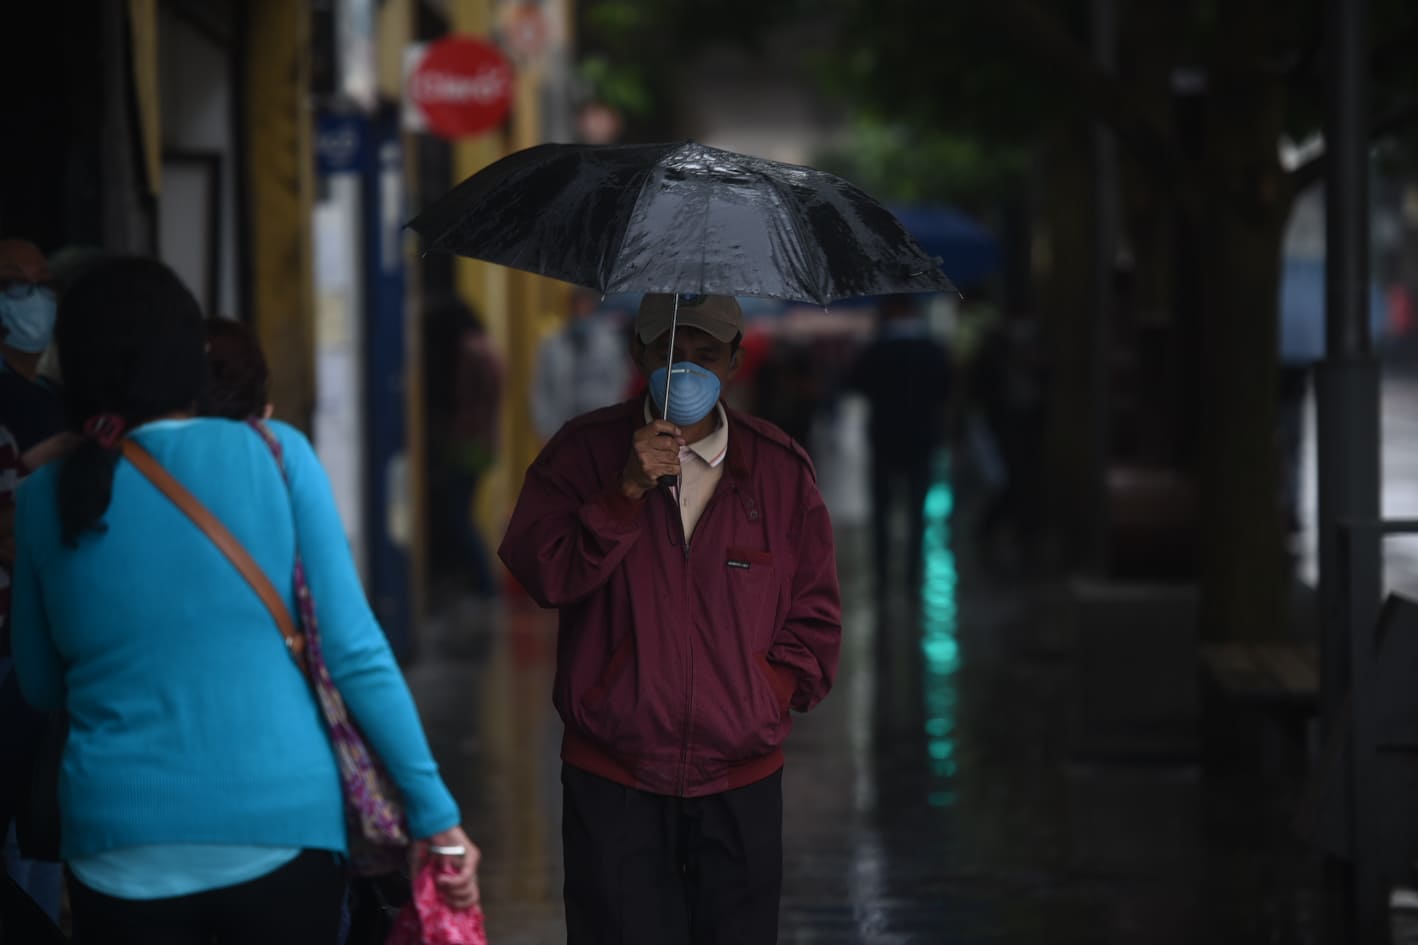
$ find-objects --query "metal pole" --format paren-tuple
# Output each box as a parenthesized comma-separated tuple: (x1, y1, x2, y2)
(1088, 0, 1116, 573)
(1317, 0, 1383, 939)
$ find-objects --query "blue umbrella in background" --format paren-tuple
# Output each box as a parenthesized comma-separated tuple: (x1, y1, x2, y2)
(889, 205, 1000, 291)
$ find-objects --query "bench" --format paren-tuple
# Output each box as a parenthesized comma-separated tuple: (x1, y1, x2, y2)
(1200, 641, 1320, 706)
(1070, 580, 1200, 761)
(1199, 641, 1319, 772)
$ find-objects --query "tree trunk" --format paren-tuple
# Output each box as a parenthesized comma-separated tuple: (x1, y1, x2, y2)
(1040, 118, 1106, 569)
(1194, 207, 1288, 642)
(1191, 0, 1294, 643)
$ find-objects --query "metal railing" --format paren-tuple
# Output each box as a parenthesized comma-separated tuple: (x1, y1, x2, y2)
(1332, 517, 1418, 943)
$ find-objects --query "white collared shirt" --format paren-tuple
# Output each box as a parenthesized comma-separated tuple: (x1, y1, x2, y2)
(644, 399, 729, 541)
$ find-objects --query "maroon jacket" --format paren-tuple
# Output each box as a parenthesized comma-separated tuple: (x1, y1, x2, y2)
(498, 399, 841, 798)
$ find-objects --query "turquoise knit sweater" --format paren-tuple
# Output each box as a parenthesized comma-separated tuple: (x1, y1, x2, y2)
(11, 418, 459, 859)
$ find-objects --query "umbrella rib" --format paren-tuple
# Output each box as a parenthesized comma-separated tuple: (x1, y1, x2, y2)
(762, 173, 832, 305)
(419, 146, 543, 252)
(698, 177, 712, 294)
(603, 144, 682, 291)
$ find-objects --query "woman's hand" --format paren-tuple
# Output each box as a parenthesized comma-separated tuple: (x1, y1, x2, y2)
(415, 825, 481, 910)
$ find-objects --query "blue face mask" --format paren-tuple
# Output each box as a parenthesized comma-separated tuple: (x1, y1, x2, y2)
(648, 361, 721, 426)
(0, 287, 58, 353)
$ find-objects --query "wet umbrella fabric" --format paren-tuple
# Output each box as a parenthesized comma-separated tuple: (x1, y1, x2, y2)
(407, 140, 956, 305)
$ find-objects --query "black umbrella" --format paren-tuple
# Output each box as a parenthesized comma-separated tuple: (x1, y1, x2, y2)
(408, 140, 955, 453)
(407, 140, 956, 305)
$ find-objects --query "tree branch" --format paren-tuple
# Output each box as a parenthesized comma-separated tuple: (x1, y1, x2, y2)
(1287, 98, 1418, 195)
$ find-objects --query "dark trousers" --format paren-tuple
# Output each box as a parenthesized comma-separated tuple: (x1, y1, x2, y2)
(870, 453, 933, 596)
(67, 847, 346, 945)
(0, 662, 48, 847)
(561, 765, 783, 945)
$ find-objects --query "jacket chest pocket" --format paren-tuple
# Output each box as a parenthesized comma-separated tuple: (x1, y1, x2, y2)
(722, 546, 778, 642)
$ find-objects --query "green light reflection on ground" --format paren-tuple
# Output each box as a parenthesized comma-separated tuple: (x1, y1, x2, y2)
(919, 452, 960, 799)
(927, 791, 956, 808)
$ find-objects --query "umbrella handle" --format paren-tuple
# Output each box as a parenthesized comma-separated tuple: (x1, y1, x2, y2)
(658, 293, 681, 491)
(656, 432, 676, 489)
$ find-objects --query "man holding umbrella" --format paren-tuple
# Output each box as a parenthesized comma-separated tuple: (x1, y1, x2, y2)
(417, 138, 949, 942)
(499, 292, 842, 945)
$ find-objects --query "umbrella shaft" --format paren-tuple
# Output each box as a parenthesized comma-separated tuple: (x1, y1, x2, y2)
(662, 293, 679, 422)
(658, 293, 681, 491)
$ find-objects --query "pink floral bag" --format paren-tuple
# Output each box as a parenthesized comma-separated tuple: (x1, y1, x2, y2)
(386, 856, 489, 945)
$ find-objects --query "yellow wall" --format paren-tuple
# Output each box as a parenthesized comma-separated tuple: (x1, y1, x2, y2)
(446, 0, 566, 574)
(236, 0, 564, 626)
(245, 0, 315, 430)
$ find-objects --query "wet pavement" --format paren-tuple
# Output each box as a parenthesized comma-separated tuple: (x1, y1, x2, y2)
(407, 462, 1336, 943)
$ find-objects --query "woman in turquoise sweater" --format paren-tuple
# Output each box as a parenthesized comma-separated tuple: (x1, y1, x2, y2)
(10, 258, 479, 944)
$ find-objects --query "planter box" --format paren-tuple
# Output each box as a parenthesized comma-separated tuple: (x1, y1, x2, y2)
(1070, 578, 1200, 761)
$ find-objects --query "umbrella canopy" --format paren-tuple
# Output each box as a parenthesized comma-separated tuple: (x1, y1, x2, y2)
(407, 140, 956, 306)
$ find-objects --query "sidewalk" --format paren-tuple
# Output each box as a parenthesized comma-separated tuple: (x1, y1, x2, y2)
(406, 448, 1331, 942)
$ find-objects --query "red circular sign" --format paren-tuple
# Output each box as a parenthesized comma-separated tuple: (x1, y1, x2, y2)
(409, 37, 514, 139)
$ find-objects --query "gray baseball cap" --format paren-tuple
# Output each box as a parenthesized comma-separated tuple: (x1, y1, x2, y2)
(635, 293, 744, 344)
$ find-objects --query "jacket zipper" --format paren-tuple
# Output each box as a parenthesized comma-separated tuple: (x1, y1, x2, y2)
(662, 480, 733, 796)
(661, 486, 695, 795)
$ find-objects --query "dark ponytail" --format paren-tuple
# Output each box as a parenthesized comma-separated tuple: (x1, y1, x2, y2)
(54, 257, 207, 546)
(57, 440, 122, 546)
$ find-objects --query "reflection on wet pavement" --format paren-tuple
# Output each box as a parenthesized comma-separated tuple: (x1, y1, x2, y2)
(408, 461, 1334, 944)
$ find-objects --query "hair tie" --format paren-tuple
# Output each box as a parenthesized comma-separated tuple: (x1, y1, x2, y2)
(82, 413, 127, 450)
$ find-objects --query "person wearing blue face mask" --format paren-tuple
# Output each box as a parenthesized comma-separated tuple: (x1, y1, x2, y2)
(500, 293, 842, 945)
(0, 240, 61, 381)
(0, 238, 67, 938)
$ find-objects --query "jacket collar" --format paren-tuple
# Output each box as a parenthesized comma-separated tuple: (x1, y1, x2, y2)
(617, 398, 760, 521)
(718, 405, 748, 477)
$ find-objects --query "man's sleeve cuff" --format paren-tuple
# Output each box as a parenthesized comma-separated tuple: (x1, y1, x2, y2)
(596, 478, 645, 524)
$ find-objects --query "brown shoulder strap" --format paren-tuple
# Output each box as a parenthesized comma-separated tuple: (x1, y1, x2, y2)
(120, 439, 307, 669)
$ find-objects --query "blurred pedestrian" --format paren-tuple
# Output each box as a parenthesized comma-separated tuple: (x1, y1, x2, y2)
(530, 287, 629, 440)
(201, 315, 413, 944)
(425, 295, 503, 597)
(844, 294, 953, 597)
(32, 244, 108, 386)
(0, 237, 67, 937)
(0, 240, 65, 465)
(969, 307, 1046, 572)
(10, 257, 480, 944)
(752, 337, 819, 452)
(203, 317, 272, 420)
(500, 292, 842, 945)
